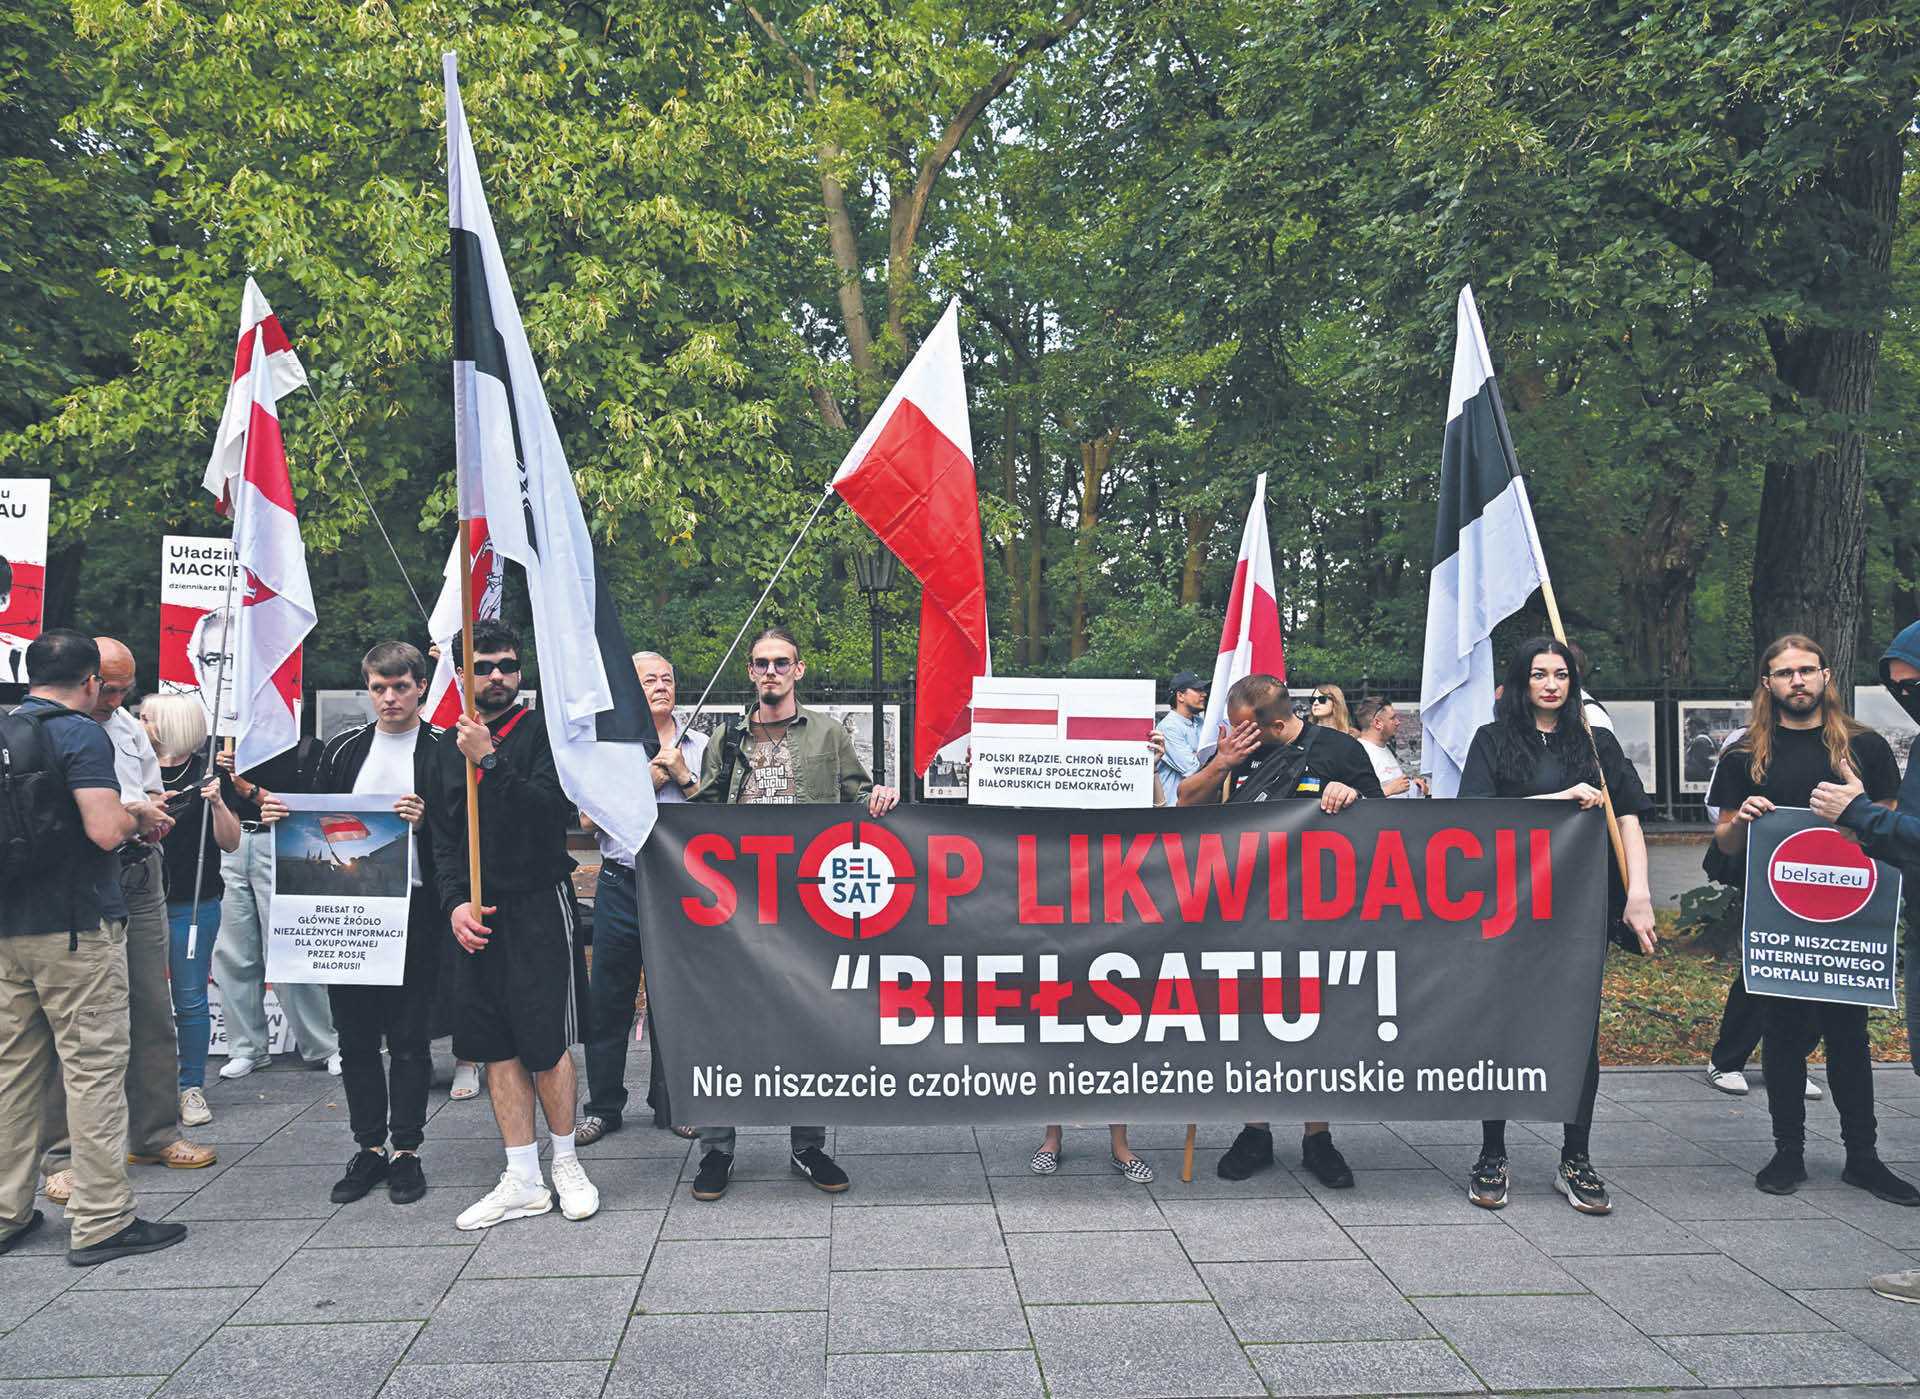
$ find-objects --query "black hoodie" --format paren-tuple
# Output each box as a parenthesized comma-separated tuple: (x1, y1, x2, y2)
(1837, 619, 1920, 877)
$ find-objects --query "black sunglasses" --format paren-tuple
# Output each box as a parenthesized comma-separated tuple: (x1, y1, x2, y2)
(472, 658, 522, 677)
(1890, 676, 1920, 702)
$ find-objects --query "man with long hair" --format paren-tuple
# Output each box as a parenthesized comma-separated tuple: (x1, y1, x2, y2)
(1709, 634, 1916, 1205)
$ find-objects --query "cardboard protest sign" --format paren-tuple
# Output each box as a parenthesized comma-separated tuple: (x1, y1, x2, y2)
(268, 794, 414, 984)
(969, 677, 1157, 808)
(1743, 807, 1903, 1009)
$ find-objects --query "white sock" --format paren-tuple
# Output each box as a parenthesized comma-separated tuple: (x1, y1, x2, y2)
(549, 1130, 577, 1162)
(505, 1142, 541, 1185)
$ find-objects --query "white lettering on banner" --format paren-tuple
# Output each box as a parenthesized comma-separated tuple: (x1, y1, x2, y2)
(1773, 861, 1870, 889)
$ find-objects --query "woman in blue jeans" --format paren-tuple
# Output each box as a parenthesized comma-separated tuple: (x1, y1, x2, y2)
(142, 695, 247, 1128)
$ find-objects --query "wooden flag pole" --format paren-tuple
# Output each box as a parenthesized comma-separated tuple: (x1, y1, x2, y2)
(1537, 578, 1629, 877)
(1181, 1124, 1196, 1183)
(460, 516, 483, 913)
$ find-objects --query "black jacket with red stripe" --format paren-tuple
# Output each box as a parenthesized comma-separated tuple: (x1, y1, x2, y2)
(424, 703, 575, 913)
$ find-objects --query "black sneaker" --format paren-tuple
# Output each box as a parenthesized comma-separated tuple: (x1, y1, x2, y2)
(67, 1218, 187, 1267)
(1756, 1148, 1808, 1195)
(1301, 1130, 1354, 1189)
(1216, 1125, 1275, 1181)
(691, 1150, 734, 1201)
(1843, 1154, 1920, 1206)
(330, 1148, 390, 1204)
(387, 1152, 426, 1205)
(1468, 1153, 1509, 1210)
(791, 1147, 850, 1193)
(0, 1210, 43, 1256)
(1555, 1155, 1612, 1214)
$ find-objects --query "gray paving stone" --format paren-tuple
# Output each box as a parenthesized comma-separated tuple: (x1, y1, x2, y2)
(188, 1099, 310, 1143)
(307, 1194, 475, 1247)
(0, 1286, 251, 1378)
(1305, 1123, 1432, 1171)
(1608, 1165, 1835, 1221)
(1493, 1185, 1712, 1256)
(0, 1382, 159, 1398)
(1136, 1149, 1310, 1198)
(825, 1152, 991, 1204)
(1658, 1332, 1914, 1387)
(1791, 1287, 1920, 1370)
(1349, 1222, 1584, 1295)
(1802, 1187, 1920, 1248)
(1709, 1135, 1852, 1174)
(1418, 1293, 1698, 1390)
(1561, 1253, 1833, 1335)
(570, 1126, 698, 1158)
(831, 1204, 1008, 1269)
(1597, 1069, 1740, 1102)
(1866, 1119, 1920, 1159)
(226, 1120, 366, 1166)
(827, 1267, 1029, 1353)
(1301, 1166, 1507, 1226)
(463, 1206, 661, 1277)
(234, 1243, 472, 1321)
(660, 1181, 831, 1239)
(69, 1218, 320, 1290)
(1156, 1197, 1363, 1262)
(1006, 1229, 1206, 1302)
(637, 1237, 829, 1313)
(828, 1350, 1044, 1398)
(163, 1164, 342, 1220)
(583, 1153, 684, 1210)
(0, 1256, 78, 1330)
(1411, 1138, 1569, 1192)
(1199, 1260, 1435, 1342)
(378, 1361, 610, 1399)
(976, 1126, 1128, 1176)
(1025, 1301, 1264, 1398)
(1553, 1120, 1729, 1167)
(1111, 1123, 1241, 1152)
(155, 1320, 418, 1399)
(1688, 1218, 1917, 1290)
(425, 1100, 523, 1138)
(1739, 1389, 1920, 1399)
(411, 1275, 638, 1361)
(990, 1175, 1167, 1233)
(1632, 1099, 1812, 1142)
(1246, 1338, 1485, 1395)
(604, 1311, 825, 1399)
(832, 1125, 980, 1155)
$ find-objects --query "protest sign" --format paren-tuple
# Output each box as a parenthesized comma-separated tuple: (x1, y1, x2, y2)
(159, 534, 244, 736)
(1742, 807, 1903, 1009)
(969, 677, 1157, 807)
(637, 800, 1608, 1124)
(268, 794, 413, 984)
(0, 479, 49, 684)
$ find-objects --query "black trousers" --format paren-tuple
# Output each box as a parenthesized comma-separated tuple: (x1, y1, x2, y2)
(582, 860, 669, 1126)
(1483, 1029, 1602, 1152)
(1709, 973, 1767, 1073)
(329, 888, 441, 1153)
(1761, 995, 1877, 1154)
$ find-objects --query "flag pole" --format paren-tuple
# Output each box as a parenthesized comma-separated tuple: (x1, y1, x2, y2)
(460, 516, 483, 914)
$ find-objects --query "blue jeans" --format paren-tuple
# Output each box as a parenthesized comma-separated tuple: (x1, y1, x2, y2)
(168, 898, 221, 1090)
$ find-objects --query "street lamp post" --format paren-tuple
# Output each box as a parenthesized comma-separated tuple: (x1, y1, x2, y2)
(853, 544, 901, 786)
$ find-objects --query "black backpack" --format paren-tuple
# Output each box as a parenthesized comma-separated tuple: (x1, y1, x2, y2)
(0, 707, 85, 886)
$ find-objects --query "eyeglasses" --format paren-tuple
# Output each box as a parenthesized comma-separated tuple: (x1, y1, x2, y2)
(749, 656, 796, 675)
(1767, 665, 1823, 682)
(472, 658, 522, 677)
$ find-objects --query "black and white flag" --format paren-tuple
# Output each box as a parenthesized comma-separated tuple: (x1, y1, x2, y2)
(1419, 286, 1552, 798)
(446, 52, 657, 860)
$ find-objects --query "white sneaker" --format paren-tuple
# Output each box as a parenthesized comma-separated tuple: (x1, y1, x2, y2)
(218, 1056, 261, 1080)
(455, 1171, 552, 1231)
(551, 1154, 600, 1221)
(326, 1053, 343, 1077)
(1707, 1066, 1749, 1095)
(179, 1087, 212, 1127)
(1805, 1077, 1824, 1100)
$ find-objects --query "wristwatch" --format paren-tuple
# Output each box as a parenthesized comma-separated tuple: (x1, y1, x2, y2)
(478, 752, 499, 772)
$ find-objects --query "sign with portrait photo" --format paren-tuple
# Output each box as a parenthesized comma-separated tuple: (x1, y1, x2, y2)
(159, 534, 244, 736)
(0, 478, 50, 684)
(268, 794, 414, 985)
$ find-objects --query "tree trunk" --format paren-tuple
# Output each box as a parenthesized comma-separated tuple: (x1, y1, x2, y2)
(1069, 432, 1114, 659)
(1026, 427, 1048, 665)
(1618, 472, 1726, 679)
(1751, 122, 1905, 697)
(1180, 510, 1211, 606)
(1002, 402, 1025, 660)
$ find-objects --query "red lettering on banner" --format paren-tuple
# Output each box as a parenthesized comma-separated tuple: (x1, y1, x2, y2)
(927, 835, 982, 924)
(739, 834, 793, 924)
(1301, 831, 1356, 919)
(1529, 828, 1553, 919)
(1425, 829, 1484, 923)
(681, 833, 737, 925)
(1150, 975, 1199, 1018)
(1360, 831, 1423, 921)
(1268, 831, 1290, 919)
(1018, 835, 1063, 923)
(1089, 971, 1141, 1018)
(1261, 976, 1323, 1016)
(1100, 834, 1163, 922)
(1482, 829, 1518, 939)
(1069, 833, 1092, 923)
(1164, 832, 1260, 921)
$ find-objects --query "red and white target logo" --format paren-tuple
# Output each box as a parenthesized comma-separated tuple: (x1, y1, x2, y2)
(797, 821, 916, 939)
(1767, 827, 1877, 924)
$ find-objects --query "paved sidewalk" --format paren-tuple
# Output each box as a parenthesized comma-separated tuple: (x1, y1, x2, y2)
(3, 1058, 1920, 1397)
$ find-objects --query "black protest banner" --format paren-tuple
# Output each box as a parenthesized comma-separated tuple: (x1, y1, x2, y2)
(636, 801, 1608, 1125)
(1742, 807, 1903, 1009)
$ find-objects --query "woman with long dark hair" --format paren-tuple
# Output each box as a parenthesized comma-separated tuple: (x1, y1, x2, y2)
(1456, 637, 1656, 1215)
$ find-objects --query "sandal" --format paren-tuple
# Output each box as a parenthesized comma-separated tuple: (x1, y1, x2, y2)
(1029, 1146, 1060, 1175)
(671, 1125, 697, 1139)
(450, 1063, 483, 1101)
(1112, 1154, 1154, 1184)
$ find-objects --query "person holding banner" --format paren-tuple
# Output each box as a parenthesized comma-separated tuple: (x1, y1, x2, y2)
(425, 621, 600, 1228)
(1176, 673, 1382, 1189)
(1457, 638, 1655, 1215)
(1708, 634, 1917, 1206)
(684, 626, 897, 1201)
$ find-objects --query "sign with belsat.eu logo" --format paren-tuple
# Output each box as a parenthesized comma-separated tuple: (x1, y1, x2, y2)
(1742, 807, 1903, 1009)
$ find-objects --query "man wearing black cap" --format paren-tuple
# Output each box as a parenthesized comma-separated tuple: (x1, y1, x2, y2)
(1155, 671, 1209, 805)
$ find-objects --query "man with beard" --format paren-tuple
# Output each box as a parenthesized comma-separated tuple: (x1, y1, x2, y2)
(1709, 634, 1916, 1206)
(1176, 673, 1384, 1190)
(426, 621, 598, 1229)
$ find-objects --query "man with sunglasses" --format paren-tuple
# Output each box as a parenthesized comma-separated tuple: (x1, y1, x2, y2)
(684, 626, 897, 1201)
(426, 620, 599, 1229)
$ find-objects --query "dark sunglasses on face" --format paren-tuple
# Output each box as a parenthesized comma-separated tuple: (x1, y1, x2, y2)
(750, 656, 796, 674)
(472, 658, 521, 677)
(1890, 676, 1920, 702)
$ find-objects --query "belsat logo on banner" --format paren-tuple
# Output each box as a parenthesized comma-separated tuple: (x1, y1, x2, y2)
(0, 478, 50, 684)
(159, 534, 245, 736)
(1743, 807, 1903, 1008)
(639, 801, 1609, 1126)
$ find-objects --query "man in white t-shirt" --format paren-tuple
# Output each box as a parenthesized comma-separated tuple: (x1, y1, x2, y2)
(1353, 697, 1427, 798)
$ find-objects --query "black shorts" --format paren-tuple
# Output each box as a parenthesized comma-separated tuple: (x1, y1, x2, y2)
(450, 882, 587, 1072)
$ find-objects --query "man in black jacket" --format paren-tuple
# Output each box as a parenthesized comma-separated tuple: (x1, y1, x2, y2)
(425, 621, 599, 1229)
(265, 642, 445, 1206)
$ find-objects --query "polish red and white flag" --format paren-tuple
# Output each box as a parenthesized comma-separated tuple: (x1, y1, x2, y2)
(1197, 472, 1286, 759)
(204, 288, 315, 771)
(831, 299, 988, 775)
(971, 688, 1155, 742)
(423, 518, 502, 729)
(202, 278, 308, 513)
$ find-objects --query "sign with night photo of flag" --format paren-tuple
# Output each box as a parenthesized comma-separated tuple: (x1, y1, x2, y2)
(968, 677, 1158, 808)
(268, 794, 414, 984)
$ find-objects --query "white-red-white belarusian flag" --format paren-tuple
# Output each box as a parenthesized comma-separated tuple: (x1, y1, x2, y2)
(1196, 472, 1287, 759)
(424, 519, 502, 730)
(831, 299, 988, 774)
(203, 278, 307, 513)
(206, 306, 315, 771)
